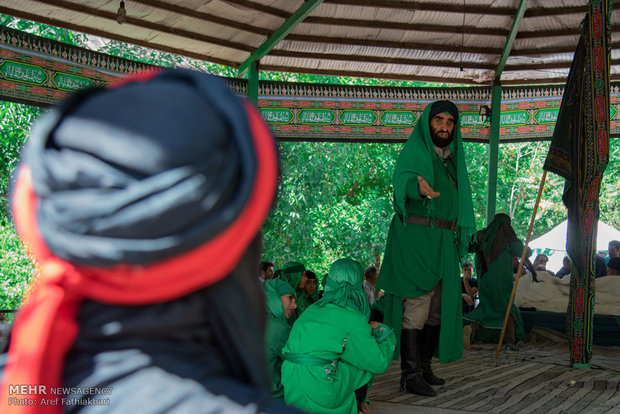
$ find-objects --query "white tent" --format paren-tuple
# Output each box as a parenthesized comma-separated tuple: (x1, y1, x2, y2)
(529, 220, 620, 273)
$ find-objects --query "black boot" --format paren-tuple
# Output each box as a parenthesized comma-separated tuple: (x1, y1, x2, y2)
(420, 324, 445, 385)
(400, 329, 437, 396)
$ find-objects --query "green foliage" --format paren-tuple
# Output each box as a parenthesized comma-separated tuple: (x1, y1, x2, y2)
(1, 14, 87, 46)
(261, 142, 400, 273)
(599, 139, 620, 227)
(463, 142, 489, 230)
(494, 141, 567, 240)
(0, 102, 42, 213)
(0, 218, 35, 313)
(260, 71, 446, 88)
(0, 101, 40, 313)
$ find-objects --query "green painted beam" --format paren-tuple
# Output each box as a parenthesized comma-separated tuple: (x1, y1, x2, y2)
(495, 0, 529, 80)
(248, 61, 259, 105)
(238, 0, 324, 77)
(486, 82, 503, 224)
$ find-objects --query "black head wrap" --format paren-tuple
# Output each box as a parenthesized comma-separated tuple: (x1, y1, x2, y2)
(474, 213, 519, 275)
(10, 69, 286, 410)
(25, 69, 257, 266)
(429, 100, 459, 123)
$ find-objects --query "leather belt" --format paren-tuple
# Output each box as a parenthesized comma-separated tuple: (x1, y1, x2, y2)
(405, 215, 457, 232)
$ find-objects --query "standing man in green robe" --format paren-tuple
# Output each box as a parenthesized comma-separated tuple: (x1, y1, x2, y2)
(377, 100, 476, 396)
(264, 278, 298, 399)
(280, 258, 396, 414)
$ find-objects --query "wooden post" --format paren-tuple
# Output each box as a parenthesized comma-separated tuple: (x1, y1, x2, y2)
(495, 170, 547, 358)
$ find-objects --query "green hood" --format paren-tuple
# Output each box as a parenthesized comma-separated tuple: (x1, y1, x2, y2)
(315, 258, 370, 319)
(392, 102, 476, 257)
(263, 278, 295, 322)
(275, 261, 305, 291)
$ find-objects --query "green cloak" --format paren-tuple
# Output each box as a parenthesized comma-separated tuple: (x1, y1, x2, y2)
(464, 216, 530, 344)
(281, 259, 395, 414)
(263, 278, 296, 399)
(376, 102, 476, 363)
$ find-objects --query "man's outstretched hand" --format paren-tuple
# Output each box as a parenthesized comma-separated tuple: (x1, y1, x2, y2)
(418, 176, 440, 199)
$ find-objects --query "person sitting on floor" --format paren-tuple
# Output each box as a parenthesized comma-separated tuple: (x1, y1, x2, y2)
(363, 265, 380, 306)
(595, 254, 608, 278)
(555, 256, 572, 279)
(259, 260, 275, 284)
(264, 278, 298, 400)
(607, 257, 620, 276)
(461, 261, 478, 315)
(281, 258, 396, 414)
(0, 68, 301, 413)
(533, 253, 555, 277)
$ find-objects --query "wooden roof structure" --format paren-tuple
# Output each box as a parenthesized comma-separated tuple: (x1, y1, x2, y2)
(0, 1, 615, 370)
(0, 0, 618, 86)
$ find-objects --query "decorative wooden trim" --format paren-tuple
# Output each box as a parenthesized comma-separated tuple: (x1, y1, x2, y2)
(2, 26, 620, 143)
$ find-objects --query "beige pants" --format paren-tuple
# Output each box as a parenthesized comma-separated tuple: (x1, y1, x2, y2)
(402, 282, 442, 330)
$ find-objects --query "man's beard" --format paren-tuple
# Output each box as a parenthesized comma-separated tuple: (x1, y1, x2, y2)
(430, 130, 454, 148)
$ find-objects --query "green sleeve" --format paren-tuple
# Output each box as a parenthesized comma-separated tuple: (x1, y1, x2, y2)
(508, 240, 531, 259)
(405, 177, 423, 201)
(340, 316, 396, 374)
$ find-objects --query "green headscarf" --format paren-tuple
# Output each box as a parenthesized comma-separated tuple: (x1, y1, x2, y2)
(315, 258, 370, 320)
(392, 101, 476, 257)
(263, 278, 296, 322)
(275, 261, 305, 291)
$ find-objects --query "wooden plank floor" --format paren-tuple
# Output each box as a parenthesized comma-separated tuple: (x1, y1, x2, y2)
(368, 328, 620, 414)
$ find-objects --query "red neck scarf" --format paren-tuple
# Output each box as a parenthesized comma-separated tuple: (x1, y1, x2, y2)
(0, 102, 277, 413)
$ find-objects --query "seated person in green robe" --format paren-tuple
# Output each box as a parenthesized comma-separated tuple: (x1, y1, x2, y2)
(275, 261, 307, 323)
(0, 68, 302, 413)
(464, 213, 531, 352)
(281, 258, 396, 414)
(264, 278, 298, 399)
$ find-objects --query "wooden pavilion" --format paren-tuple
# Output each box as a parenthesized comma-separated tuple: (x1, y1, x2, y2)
(0, 0, 617, 393)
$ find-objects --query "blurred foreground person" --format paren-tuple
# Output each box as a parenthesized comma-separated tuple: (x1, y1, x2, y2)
(0, 69, 301, 413)
(281, 258, 395, 414)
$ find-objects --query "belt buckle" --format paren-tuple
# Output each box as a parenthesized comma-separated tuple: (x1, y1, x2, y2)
(450, 221, 457, 232)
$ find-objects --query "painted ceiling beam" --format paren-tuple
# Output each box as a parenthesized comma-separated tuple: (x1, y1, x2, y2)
(237, 0, 325, 77)
(495, 0, 530, 81)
